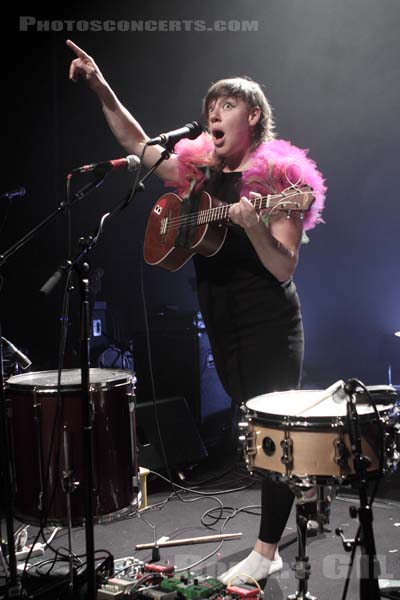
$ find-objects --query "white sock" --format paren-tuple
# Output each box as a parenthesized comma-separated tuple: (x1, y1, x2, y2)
(218, 550, 274, 585)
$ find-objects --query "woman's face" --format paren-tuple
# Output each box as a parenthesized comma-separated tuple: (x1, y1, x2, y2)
(207, 95, 259, 164)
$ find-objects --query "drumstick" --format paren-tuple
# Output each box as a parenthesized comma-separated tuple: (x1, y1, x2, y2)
(296, 380, 346, 415)
(135, 532, 242, 550)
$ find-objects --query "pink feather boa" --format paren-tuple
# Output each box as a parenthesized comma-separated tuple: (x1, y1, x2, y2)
(165, 132, 326, 230)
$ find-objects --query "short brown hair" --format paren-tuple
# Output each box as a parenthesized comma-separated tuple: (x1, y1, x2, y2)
(203, 76, 275, 148)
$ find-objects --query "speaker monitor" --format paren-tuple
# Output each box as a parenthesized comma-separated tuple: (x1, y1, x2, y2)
(133, 328, 232, 425)
(135, 396, 207, 472)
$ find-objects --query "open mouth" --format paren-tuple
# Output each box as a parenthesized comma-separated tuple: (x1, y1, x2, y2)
(212, 129, 225, 144)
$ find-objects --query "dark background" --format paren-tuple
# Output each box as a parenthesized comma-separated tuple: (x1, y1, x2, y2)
(2, 0, 400, 399)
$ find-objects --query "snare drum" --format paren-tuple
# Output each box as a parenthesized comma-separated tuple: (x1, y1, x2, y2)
(240, 390, 397, 485)
(6, 368, 137, 525)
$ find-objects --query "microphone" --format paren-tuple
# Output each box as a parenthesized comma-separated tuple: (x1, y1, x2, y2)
(1, 337, 32, 370)
(315, 380, 347, 404)
(146, 121, 204, 147)
(1, 186, 26, 200)
(72, 155, 141, 176)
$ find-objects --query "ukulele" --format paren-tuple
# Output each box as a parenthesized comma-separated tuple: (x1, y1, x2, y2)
(144, 185, 314, 272)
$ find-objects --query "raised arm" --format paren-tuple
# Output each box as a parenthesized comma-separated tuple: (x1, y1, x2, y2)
(66, 39, 180, 182)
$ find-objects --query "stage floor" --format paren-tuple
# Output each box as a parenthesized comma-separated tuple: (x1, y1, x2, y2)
(2, 456, 400, 599)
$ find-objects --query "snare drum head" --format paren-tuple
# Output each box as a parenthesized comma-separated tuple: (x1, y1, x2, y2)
(246, 389, 390, 419)
(6, 368, 134, 392)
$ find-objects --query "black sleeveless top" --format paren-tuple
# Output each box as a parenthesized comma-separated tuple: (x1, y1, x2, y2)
(192, 171, 304, 403)
(193, 171, 279, 284)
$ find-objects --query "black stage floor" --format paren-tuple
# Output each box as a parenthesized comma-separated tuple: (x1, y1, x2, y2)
(2, 455, 400, 599)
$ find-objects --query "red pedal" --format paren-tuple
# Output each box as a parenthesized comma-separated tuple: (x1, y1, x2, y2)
(143, 563, 175, 576)
(226, 584, 261, 598)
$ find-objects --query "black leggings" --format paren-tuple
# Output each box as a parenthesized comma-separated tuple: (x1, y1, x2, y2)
(259, 478, 295, 543)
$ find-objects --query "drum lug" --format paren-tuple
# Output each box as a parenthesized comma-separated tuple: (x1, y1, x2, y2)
(334, 438, 350, 469)
(238, 422, 256, 462)
(385, 426, 400, 472)
(280, 435, 293, 469)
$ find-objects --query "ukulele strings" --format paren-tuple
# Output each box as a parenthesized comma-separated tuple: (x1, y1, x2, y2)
(163, 188, 305, 232)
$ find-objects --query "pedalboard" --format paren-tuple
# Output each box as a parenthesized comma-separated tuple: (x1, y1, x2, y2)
(98, 560, 262, 600)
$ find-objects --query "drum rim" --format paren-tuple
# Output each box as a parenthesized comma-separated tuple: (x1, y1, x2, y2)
(6, 368, 135, 393)
(245, 389, 394, 427)
(245, 404, 393, 428)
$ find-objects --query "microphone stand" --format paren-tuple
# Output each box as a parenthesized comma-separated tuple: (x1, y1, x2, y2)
(0, 175, 105, 598)
(338, 378, 381, 600)
(0, 177, 104, 269)
(40, 147, 173, 599)
(0, 327, 20, 597)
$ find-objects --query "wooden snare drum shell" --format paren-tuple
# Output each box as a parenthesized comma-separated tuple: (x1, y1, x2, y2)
(247, 422, 380, 480)
(243, 389, 392, 482)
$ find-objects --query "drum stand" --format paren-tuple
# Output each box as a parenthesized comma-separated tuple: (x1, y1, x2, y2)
(287, 488, 320, 600)
(62, 428, 80, 594)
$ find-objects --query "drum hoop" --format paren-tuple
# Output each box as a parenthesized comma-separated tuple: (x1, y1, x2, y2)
(246, 405, 393, 429)
(6, 368, 135, 394)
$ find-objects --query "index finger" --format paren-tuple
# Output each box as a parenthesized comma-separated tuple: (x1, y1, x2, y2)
(66, 39, 90, 59)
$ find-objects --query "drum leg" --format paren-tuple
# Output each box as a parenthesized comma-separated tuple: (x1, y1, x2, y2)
(33, 397, 45, 514)
(62, 427, 79, 594)
(288, 491, 318, 600)
(128, 394, 140, 500)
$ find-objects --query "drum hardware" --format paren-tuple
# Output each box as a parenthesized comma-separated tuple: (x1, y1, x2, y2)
(128, 392, 140, 497)
(238, 421, 256, 466)
(385, 425, 400, 472)
(288, 492, 318, 600)
(306, 485, 335, 537)
(280, 434, 294, 470)
(333, 438, 350, 470)
(61, 427, 79, 592)
(33, 395, 45, 514)
(316, 485, 334, 532)
(286, 484, 335, 598)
